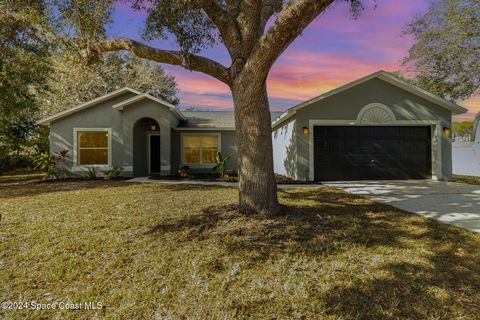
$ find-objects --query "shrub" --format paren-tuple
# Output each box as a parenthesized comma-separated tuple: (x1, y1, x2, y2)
(225, 169, 237, 177)
(0, 154, 34, 175)
(55, 149, 70, 178)
(33, 152, 58, 180)
(82, 167, 97, 180)
(178, 166, 191, 178)
(32, 149, 70, 180)
(212, 152, 231, 178)
(104, 167, 123, 180)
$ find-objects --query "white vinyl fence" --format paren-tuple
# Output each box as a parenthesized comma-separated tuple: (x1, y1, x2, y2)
(453, 114, 480, 177)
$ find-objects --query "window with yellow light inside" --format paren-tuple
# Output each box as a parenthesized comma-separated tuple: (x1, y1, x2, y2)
(183, 135, 218, 164)
(77, 131, 109, 165)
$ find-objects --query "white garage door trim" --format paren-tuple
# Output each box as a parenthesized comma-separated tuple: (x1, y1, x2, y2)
(307, 119, 442, 181)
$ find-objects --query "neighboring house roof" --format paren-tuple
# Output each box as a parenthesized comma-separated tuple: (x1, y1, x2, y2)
(37, 87, 141, 126)
(179, 111, 284, 129)
(272, 70, 468, 129)
(112, 93, 186, 121)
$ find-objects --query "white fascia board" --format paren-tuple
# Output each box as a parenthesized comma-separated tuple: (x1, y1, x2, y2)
(37, 87, 141, 126)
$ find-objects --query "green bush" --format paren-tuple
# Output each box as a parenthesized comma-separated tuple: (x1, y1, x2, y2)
(0, 154, 34, 175)
(32, 149, 70, 180)
(33, 152, 58, 180)
(104, 167, 123, 180)
(212, 152, 231, 179)
(82, 167, 97, 180)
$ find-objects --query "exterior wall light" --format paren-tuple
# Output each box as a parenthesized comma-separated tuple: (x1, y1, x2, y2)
(303, 127, 309, 136)
(443, 127, 451, 139)
(150, 124, 157, 131)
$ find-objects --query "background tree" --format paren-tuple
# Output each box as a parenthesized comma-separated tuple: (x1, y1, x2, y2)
(403, 0, 480, 102)
(49, 0, 367, 215)
(39, 51, 179, 116)
(453, 121, 475, 140)
(0, 1, 51, 117)
(0, 0, 52, 172)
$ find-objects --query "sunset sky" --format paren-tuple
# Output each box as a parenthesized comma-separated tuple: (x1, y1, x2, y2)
(108, 0, 478, 121)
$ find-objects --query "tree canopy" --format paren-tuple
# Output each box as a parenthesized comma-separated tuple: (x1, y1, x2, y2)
(39, 51, 179, 116)
(45, 0, 368, 86)
(404, 0, 480, 101)
(0, 0, 52, 116)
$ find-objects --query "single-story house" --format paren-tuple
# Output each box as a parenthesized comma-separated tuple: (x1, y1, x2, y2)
(38, 70, 467, 181)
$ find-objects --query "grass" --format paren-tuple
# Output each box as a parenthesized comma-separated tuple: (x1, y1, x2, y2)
(1, 175, 480, 319)
(452, 174, 480, 186)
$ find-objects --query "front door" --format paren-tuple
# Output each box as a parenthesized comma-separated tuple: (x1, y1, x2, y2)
(149, 134, 161, 174)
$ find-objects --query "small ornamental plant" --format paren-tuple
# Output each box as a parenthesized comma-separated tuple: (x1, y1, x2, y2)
(33, 149, 70, 180)
(212, 152, 231, 179)
(178, 166, 191, 178)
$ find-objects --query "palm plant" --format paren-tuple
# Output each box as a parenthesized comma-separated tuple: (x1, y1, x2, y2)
(212, 152, 230, 179)
(33, 152, 58, 180)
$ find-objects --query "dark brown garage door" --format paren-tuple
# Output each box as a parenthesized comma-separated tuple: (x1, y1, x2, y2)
(313, 126, 432, 181)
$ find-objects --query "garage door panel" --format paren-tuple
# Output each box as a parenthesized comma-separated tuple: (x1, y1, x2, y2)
(314, 126, 431, 181)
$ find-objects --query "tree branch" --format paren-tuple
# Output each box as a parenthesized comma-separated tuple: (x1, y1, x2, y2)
(260, 0, 283, 31)
(87, 38, 231, 85)
(237, 0, 263, 54)
(244, 0, 335, 78)
(197, 0, 241, 54)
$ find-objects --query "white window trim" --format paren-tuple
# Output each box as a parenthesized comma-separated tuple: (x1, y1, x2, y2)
(73, 128, 112, 169)
(180, 132, 221, 168)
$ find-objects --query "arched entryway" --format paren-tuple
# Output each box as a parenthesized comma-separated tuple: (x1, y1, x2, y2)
(133, 118, 161, 176)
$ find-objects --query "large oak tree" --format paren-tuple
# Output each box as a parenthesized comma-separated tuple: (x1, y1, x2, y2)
(55, 0, 367, 215)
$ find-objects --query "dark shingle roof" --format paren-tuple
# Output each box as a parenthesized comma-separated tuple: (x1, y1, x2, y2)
(180, 111, 284, 128)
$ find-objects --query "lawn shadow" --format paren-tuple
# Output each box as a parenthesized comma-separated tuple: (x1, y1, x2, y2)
(0, 175, 130, 199)
(145, 187, 480, 318)
(323, 217, 480, 318)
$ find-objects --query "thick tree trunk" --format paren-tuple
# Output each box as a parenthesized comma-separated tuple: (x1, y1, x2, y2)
(232, 77, 281, 215)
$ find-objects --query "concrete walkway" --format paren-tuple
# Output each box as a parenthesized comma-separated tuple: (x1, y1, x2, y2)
(126, 177, 326, 189)
(324, 180, 480, 233)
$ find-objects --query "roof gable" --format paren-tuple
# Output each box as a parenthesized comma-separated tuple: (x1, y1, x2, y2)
(273, 71, 467, 128)
(38, 87, 141, 126)
(112, 93, 185, 120)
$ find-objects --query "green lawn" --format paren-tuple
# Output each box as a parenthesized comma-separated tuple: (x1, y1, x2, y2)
(1, 175, 480, 319)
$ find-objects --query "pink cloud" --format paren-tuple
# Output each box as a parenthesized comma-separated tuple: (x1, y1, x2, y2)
(456, 96, 480, 121)
(267, 49, 398, 101)
(172, 72, 230, 95)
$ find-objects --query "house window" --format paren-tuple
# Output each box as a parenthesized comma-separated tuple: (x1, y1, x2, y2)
(183, 135, 219, 164)
(77, 131, 109, 165)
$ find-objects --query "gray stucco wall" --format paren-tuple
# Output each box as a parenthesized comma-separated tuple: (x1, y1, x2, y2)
(290, 78, 453, 181)
(49, 93, 180, 177)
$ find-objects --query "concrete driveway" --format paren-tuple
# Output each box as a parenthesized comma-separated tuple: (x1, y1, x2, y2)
(324, 180, 480, 233)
